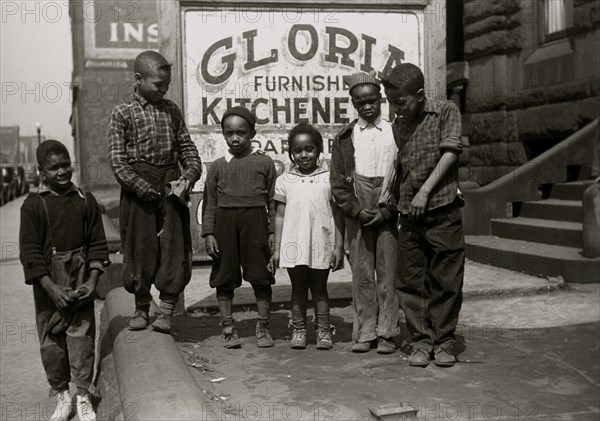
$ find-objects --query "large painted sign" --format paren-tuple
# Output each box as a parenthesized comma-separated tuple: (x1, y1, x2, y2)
(183, 7, 423, 174)
(181, 7, 423, 258)
(83, 0, 158, 65)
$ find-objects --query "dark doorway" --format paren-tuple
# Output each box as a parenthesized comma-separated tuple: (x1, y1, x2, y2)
(446, 0, 464, 63)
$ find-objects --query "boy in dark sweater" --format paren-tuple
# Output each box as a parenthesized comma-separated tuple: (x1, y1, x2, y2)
(382, 63, 465, 368)
(202, 106, 276, 349)
(19, 140, 108, 421)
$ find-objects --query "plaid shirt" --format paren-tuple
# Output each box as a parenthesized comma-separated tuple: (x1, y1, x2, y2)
(393, 98, 462, 213)
(107, 90, 202, 198)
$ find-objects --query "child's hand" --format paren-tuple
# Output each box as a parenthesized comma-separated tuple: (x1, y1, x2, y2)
(330, 246, 345, 272)
(364, 209, 385, 227)
(268, 233, 275, 256)
(357, 209, 376, 224)
(177, 176, 192, 195)
(42, 281, 74, 308)
(205, 235, 220, 259)
(268, 253, 279, 275)
(142, 187, 161, 202)
(408, 190, 429, 219)
(77, 276, 98, 301)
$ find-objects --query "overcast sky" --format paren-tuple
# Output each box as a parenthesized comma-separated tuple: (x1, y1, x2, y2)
(1, 1, 74, 153)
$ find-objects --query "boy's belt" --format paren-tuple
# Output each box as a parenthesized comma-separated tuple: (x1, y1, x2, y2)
(129, 159, 178, 169)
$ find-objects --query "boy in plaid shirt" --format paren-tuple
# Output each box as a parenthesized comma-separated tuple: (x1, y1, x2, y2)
(382, 63, 465, 368)
(108, 51, 202, 333)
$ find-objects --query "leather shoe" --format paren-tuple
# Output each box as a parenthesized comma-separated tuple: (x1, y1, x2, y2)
(377, 337, 396, 354)
(408, 349, 431, 367)
(434, 348, 456, 367)
(128, 309, 149, 331)
(352, 340, 375, 353)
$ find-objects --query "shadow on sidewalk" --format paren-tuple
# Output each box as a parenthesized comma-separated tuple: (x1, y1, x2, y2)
(170, 308, 426, 359)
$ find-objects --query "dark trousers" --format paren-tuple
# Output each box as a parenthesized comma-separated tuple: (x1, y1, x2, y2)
(34, 249, 95, 395)
(120, 163, 192, 306)
(397, 202, 465, 352)
(209, 207, 274, 291)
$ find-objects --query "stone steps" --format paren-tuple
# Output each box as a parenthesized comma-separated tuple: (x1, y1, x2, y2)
(550, 181, 593, 200)
(490, 217, 583, 248)
(467, 181, 598, 283)
(466, 235, 599, 283)
(520, 199, 582, 222)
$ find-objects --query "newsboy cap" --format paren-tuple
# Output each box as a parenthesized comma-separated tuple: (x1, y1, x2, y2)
(344, 70, 380, 94)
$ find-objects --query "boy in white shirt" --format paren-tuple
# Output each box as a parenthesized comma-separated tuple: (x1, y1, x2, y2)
(330, 71, 400, 354)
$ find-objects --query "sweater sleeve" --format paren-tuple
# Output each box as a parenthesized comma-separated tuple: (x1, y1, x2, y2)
(19, 196, 49, 284)
(201, 162, 219, 237)
(85, 193, 109, 269)
(266, 158, 277, 234)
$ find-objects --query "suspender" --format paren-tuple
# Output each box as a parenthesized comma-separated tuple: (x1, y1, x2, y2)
(38, 195, 57, 256)
(38, 192, 90, 258)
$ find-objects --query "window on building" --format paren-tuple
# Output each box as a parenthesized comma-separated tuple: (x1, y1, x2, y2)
(540, 0, 574, 42)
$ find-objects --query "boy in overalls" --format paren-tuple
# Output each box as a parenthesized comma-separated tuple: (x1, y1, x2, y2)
(330, 71, 400, 354)
(20, 139, 109, 421)
(107, 51, 202, 333)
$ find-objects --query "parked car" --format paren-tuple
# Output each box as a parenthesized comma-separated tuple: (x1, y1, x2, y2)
(1, 165, 18, 206)
(23, 162, 40, 188)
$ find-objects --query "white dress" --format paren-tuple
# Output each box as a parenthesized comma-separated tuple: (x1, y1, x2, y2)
(274, 164, 335, 270)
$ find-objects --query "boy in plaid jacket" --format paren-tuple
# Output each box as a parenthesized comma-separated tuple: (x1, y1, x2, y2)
(108, 51, 202, 333)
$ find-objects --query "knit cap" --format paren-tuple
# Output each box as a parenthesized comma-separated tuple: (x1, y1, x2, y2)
(221, 106, 256, 130)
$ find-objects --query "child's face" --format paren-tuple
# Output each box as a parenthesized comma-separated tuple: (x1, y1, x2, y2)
(222, 115, 255, 157)
(384, 85, 424, 122)
(351, 84, 382, 123)
(136, 67, 171, 104)
(290, 134, 319, 174)
(39, 152, 72, 193)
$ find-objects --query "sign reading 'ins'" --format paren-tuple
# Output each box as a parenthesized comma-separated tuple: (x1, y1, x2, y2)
(182, 7, 423, 174)
(84, 0, 158, 61)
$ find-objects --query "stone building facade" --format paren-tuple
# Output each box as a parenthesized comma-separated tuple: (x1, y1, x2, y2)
(456, 0, 600, 186)
(69, 0, 158, 190)
(70, 0, 599, 190)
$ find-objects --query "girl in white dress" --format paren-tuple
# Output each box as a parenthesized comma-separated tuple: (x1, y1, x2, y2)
(271, 123, 345, 350)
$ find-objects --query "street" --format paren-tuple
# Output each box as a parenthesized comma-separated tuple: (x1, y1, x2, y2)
(2, 194, 600, 421)
(1, 195, 54, 420)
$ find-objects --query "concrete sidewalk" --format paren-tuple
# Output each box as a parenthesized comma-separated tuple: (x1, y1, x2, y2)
(184, 259, 565, 313)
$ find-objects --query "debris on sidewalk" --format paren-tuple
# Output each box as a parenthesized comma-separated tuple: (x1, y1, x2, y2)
(183, 347, 217, 373)
(189, 362, 214, 373)
(210, 377, 226, 383)
(203, 390, 230, 402)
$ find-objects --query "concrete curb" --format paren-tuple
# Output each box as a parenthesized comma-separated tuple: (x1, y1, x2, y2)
(98, 287, 219, 421)
(187, 275, 566, 313)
